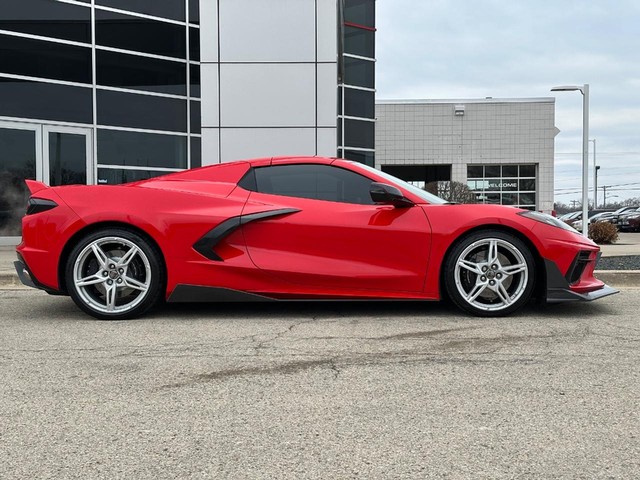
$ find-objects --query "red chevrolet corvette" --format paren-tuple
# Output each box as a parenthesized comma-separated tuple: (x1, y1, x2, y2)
(15, 156, 617, 320)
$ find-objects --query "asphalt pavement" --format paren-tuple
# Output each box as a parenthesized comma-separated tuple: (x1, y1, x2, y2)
(1, 289, 639, 479)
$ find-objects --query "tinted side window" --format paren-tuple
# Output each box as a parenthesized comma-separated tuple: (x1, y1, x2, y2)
(254, 164, 374, 205)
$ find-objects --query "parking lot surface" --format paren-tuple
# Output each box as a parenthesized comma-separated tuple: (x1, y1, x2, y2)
(1, 289, 639, 479)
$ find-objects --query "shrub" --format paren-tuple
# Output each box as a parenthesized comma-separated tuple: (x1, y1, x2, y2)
(589, 222, 618, 244)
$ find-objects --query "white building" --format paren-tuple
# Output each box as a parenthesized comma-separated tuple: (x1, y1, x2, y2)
(375, 98, 556, 213)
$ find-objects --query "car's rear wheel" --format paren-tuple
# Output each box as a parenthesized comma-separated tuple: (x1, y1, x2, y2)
(444, 230, 535, 317)
(65, 228, 164, 320)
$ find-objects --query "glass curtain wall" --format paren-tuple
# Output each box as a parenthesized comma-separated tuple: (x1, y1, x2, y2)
(337, 0, 375, 166)
(0, 0, 201, 187)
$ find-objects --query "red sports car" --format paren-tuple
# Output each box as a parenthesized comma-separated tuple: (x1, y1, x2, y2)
(15, 156, 617, 320)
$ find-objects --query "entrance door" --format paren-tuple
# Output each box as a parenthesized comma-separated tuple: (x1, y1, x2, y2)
(43, 126, 93, 187)
(0, 121, 93, 239)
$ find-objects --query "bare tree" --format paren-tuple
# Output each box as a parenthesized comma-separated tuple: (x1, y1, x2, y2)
(424, 181, 478, 204)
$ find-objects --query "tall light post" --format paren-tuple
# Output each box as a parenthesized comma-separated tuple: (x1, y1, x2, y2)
(589, 138, 596, 207)
(551, 84, 589, 237)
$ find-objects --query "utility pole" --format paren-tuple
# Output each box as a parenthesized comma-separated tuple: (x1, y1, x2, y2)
(602, 185, 608, 207)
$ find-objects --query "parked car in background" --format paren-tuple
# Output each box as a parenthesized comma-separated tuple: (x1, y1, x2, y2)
(573, 210, 617, 232)
(560, 211, 582, 227)
(618, 207, 640, 232)
(596, 206, 640, 229)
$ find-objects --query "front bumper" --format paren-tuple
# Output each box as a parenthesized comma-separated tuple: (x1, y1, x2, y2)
(547, 284, 619, 303)
(545, 254, 619, 303)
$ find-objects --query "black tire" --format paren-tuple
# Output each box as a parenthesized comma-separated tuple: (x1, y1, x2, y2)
(444, 230, 536, 317)
(65, 228, 164, 320)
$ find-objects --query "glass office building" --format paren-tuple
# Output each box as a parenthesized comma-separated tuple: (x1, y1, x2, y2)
(0, 0, 376, 238)
(0, 0, 201, 236)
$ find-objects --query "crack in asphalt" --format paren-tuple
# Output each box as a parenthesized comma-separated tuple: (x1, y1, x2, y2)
(157, 350, 544, 390)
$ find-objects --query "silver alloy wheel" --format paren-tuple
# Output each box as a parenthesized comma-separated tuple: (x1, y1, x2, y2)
(453, 238, 529, 312)
(73, 236, 152, 315)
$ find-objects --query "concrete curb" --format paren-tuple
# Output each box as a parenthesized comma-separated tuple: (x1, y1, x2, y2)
(593, 271, 640, 288)
(2, 270, 640, 290)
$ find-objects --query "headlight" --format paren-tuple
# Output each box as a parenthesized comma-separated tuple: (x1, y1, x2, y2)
(518, 211, 580, 232)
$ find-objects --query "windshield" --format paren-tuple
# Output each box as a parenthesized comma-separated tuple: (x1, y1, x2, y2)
(353, 163, 449, 205)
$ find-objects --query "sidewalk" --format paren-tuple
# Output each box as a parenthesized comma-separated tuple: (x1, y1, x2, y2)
(2, 233, 640, 289)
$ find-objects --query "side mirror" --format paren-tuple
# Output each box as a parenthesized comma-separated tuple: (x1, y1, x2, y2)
(370, 182, 414, 208)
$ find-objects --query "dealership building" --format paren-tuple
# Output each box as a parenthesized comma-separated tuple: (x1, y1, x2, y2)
(376, 98, 556, 213)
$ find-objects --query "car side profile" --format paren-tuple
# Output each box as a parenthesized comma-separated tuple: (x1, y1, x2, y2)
(16, 156, 617, 320)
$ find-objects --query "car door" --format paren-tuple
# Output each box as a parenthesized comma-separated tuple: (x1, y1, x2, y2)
(240, 163, 432, 293)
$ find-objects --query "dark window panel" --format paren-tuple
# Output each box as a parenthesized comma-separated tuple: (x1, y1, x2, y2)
(97, 50, 187, 95)
(0, 0, 91, 43)
(48, 132, 87, 186)
(190, 64, 200, 97)
(0, 127, 36, 236)
(189, 27, 200, 61)
(485, 165, 500, 177)
(467, 165, 483, 179)
(383, 164, 451, 183)
(189, 0, 200, 24)
(342, 149, 374, 167)
(0, 78, 92, 124)
(96, 0, 185, 22)
(520, 164, 536, 177)
(344, 0, 375, 28)
(337, 118, 342, 146)
(343, 57, 374, 88)
(97, 168, 167, 185)
(502, 193, 518, 205)
(254, 164, 374, 204)
(344, 88, 374, 118)
(519, 179, 536, 191)
(519, 193, 536, 205)
(190, 137, 201, 168)
(486, 193, 500, 204)
(343, 118, 374, 149)
(96, 10, 186, 59)
(97, 90, 187, 132)
(0, 34, 91, 84)
(190, 101, 201, 134)
(502, 165, 518, 177)
(344, 26, 374, 58)
(97, 129, 187, 169)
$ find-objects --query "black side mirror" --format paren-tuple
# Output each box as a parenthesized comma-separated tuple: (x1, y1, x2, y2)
(370, 182, 414, 208)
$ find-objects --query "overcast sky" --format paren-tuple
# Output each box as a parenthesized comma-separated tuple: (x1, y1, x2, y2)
(376, 0, 640, 205)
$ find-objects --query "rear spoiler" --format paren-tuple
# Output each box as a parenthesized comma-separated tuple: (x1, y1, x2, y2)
(25, 179, 48, 195)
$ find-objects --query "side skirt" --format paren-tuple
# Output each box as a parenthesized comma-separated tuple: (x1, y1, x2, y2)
(166, 284, 436, 303)
(167, 285, 277, 303)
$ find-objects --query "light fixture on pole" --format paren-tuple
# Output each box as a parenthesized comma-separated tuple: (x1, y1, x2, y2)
(595, 165, 600, 208)
(551, 84, 590, 237)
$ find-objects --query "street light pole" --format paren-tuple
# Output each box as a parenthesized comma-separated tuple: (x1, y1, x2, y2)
(551, 84, 590, 237)
(590, 139, 597, 209)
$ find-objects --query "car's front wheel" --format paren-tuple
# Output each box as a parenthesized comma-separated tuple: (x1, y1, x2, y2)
(65, 228, 164, 320)
(444, 230, 535, 316)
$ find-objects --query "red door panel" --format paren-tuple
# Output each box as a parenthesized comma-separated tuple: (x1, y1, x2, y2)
(241, 192, 432, 293)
